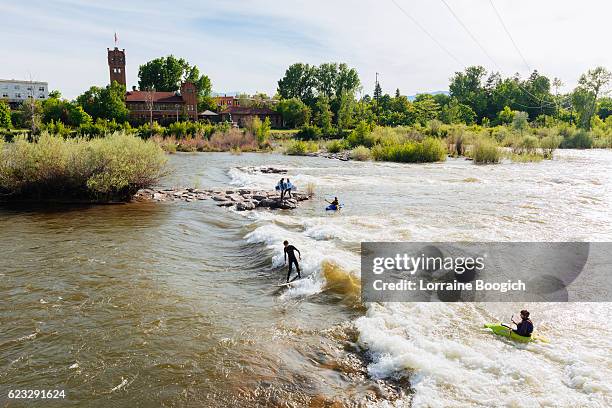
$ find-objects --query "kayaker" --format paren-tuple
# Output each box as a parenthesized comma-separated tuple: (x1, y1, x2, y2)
(511, 310, 534, 337)
(325, 197, 340, 207)
(283, 240, 302, 282)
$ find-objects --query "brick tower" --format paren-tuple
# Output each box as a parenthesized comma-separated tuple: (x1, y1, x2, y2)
(107, 47, 126, 86)
(180, 82, 198, 120)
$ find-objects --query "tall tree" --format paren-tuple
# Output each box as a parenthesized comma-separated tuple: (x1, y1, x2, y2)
(275, 98, 310, 128)
(313, 96, 333, 135)
(138, 55, 212, 100)
(0, 100, 11, 128)
(572, 66, 612, 129)
(277, 63, 318, 105)
(449, 66, 488, 121)
(76, 81, 129, 122)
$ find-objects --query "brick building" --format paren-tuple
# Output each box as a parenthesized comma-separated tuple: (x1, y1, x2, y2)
(219, 106, 282, 128)
(214, 95, 240, 109)
(107, 47, 198, 124)
(125, 82, 198, 124)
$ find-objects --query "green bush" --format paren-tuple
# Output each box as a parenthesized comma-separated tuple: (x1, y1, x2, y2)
(285, 140, 319, 155)
(371, 137, 446, 163)
(0, 132, 167, 201)
(296, 124, 322, 141)
(326, 139, 346, 153)
(561, 129, 593, 149)
(471, 137, 501, 164)
(346, 121, 374, 147)
(350, 145, 371, 161)
(540, 135, 561, 158)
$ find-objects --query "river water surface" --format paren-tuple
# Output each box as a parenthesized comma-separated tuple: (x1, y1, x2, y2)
(1, 151, 611, 407)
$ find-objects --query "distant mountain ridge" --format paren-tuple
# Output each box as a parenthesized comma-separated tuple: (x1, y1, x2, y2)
(406, 90, 449, 101)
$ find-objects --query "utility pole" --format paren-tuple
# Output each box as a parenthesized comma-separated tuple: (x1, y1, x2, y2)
(375, 72, 380, 125)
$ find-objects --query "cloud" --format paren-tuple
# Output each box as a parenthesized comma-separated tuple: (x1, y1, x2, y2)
(2, 0, 610, 99)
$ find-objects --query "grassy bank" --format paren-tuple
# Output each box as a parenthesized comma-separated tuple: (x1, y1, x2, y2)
(0, 132, 166, 202)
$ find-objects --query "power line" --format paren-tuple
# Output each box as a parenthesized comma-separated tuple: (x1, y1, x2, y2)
(439, 0, 498, 70)
(437, 0, 559, 110)
(488, 0, 531, 73)
(389, 0, 463, 67)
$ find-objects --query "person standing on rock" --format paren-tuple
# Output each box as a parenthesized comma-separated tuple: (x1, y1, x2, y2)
(285, 178, 293, 199)
(283, 240, 302, 282)
(277, 178, 286, 201)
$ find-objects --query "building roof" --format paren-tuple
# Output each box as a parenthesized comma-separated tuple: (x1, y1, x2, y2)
(199, 110, 218, 116)
(0, 79, 48, 85)
(125, 90, 184, 103)
(219, 106, 278, 115)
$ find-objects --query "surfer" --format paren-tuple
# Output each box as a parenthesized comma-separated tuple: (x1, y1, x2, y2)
(511, 310, 533, 337)
(283, 240, 301, 282)
(285, 178, 293, 198)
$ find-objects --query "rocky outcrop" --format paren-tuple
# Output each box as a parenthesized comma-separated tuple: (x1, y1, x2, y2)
(309, 152, 351, 161)
(133, 188, 309, 212)
(237, 166, 288, 174)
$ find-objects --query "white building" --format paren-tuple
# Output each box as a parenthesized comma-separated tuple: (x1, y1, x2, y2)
(0, 79, 48, 108)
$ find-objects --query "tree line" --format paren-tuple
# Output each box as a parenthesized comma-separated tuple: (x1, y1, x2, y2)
(273, 62, 612, 134)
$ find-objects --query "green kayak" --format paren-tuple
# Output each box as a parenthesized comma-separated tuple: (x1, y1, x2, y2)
(484, 323, 549, 343)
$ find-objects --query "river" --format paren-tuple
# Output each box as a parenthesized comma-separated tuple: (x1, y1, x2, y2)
(1, 150, 611, 407)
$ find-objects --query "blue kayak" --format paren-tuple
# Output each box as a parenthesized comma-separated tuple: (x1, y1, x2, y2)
(326, 204, 343, 211)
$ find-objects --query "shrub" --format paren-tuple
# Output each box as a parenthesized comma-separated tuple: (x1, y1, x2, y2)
(540, 135, 561, 158)
(471, 137, 501, 164)
(326, 139, 347, 153)
(296, 124, 322, 141)
(371, 137, 446, 163)
(285, 140, 318, 155)
(346, 121, 373, 147)
(0, 132, 167, 201)
(561, 129, 593, 149)
(208, 128, 258, 152)
(350, 145, 371, 161)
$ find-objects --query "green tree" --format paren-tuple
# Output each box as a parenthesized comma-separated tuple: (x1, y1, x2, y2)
(572, 66, 612, 129)
(413, 94, 440, 125)
(512, 111, 529, 135)
(0, 100, 11, 128)
(497, 106, 515, 125)
(276, 98, 310, 128)
(138, 55, 212, 100)
(277, 63, 318, 105)
(76, 81, 129, 122)
(336, 91, 355, 129)
(449, 66, 488, 121)
(314, 96, 333, 136)
(20, 99, 43, 135)
(440, 98, 476, 124)
(597, 97, 612, 120)
(43, 95, 92, 127)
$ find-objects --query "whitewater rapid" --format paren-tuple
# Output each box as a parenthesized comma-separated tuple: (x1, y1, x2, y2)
(230, 151, 612, 407)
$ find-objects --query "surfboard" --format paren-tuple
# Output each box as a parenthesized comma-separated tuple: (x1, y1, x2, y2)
(276, 279, 302, 287)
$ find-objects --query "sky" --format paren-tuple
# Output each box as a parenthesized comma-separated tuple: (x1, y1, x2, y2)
(2, 0, 611, 100)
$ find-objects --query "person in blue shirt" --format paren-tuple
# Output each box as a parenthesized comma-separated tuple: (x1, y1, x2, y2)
(285, 178, 293, 198)
(512, 310, 534, 337)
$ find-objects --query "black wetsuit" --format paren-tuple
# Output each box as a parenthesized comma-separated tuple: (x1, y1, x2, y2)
(284, 245, 301, 282)
(513, 319, 533, 337)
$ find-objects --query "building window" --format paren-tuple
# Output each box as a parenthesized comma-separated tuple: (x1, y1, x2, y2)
(14, 85, 20, 89)
(15, 93, 21, 98)
(39, 87, 45, 91)
(2, 93, 8, 98)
